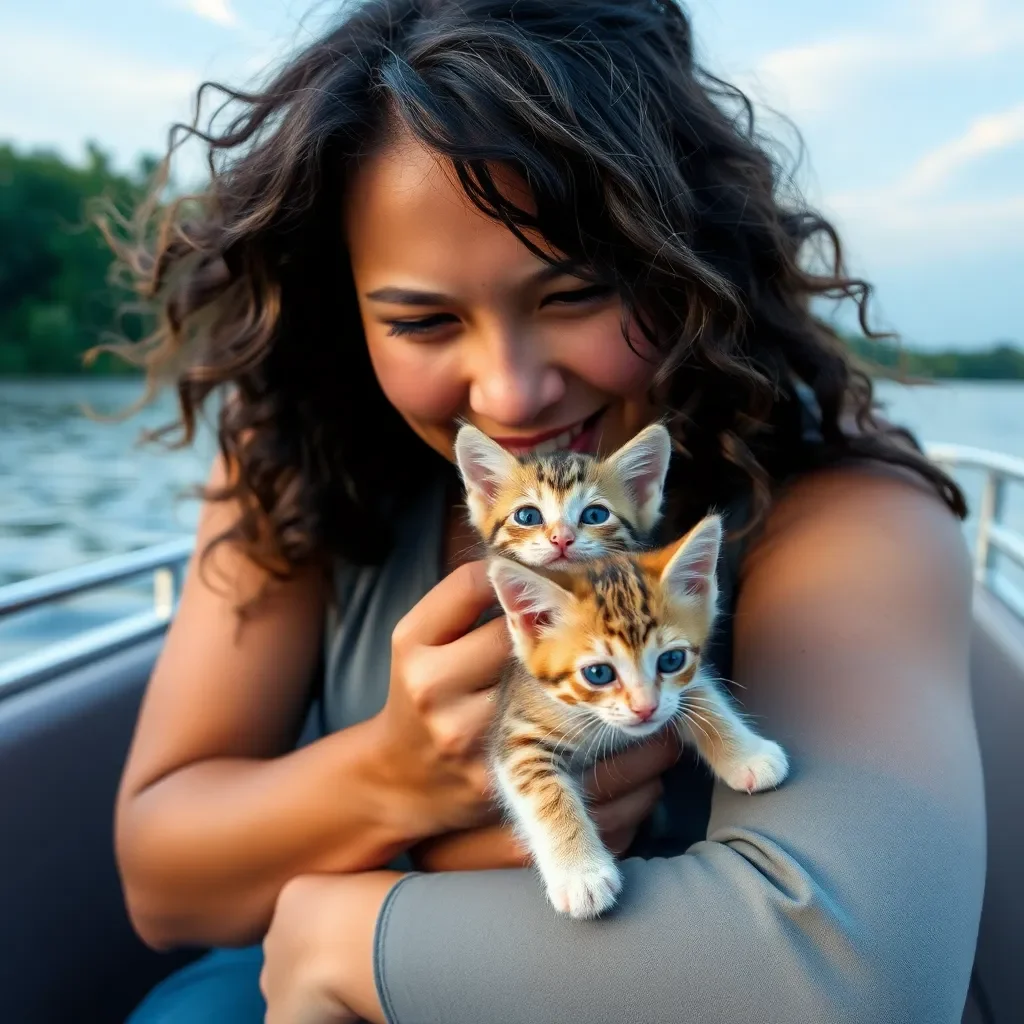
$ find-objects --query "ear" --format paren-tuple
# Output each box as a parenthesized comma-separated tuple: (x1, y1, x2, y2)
(660, 514, 722, 604)
(488, 557, 572, 643)
(604, 423, 672, 532)
(454, 424, 518, 504)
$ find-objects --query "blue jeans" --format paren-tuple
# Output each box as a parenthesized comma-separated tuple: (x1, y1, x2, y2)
(126, 946, 265, 1023)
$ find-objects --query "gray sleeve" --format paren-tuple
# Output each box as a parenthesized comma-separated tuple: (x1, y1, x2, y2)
(372, 669, 986, 1022)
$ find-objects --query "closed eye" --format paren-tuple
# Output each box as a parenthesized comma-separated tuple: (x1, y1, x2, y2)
(384, 313, 458, 337)
(541, 283, 615, 307)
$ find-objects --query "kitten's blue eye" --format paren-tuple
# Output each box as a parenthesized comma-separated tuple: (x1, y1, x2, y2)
(582, 663, 616, 686)
(657, 649, 687, 674)
(513, 506, 543, 526)
(579, 504, 610, 525)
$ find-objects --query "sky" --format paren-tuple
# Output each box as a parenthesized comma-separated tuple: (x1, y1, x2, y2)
(1, 0, 1021, 349)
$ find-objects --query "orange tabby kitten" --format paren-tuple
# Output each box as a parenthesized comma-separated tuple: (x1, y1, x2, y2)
(454, 422, 671, 566)
(488, 515, 790, 919)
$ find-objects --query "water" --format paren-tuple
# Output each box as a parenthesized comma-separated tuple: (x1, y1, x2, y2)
(1, 377, 1022, 661)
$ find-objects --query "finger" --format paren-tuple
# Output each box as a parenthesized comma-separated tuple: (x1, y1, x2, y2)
(590, 779, 663, 839)
(428, 689, 500, 758)
(424, 616, 511, 696)
(396, 561, 499, 648)
(584, 728, 681, 800)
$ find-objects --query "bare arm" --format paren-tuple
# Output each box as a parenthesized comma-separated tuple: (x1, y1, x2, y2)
(352, 467, 985, 1023)
(115, 457, 419, 949)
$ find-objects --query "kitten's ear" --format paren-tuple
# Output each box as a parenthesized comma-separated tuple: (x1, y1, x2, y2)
(488, 558, 572, 642)
(605, 423, 672, 531)
(659, 514, 722, 604)
(454, 425, 518, 503)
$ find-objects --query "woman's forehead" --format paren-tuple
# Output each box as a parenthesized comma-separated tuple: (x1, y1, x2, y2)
(344, 131, 554, 290)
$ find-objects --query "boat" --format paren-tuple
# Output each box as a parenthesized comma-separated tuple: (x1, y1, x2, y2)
(0, 444, 1021, 1022)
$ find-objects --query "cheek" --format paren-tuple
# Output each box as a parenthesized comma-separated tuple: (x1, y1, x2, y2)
(557, 309, 659, 398)
(364, 330, 465, 425)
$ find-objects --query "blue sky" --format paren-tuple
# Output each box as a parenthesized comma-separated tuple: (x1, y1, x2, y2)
(2, 0, 1021, 348)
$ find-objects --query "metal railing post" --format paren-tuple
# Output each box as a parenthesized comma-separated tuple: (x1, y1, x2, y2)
(974, 471, 1006, 587)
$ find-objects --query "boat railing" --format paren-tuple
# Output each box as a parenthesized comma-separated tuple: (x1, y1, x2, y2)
(0, 537, 193, 697)
(925, 443, 1024, 618)
(0, 444, 1021, 697)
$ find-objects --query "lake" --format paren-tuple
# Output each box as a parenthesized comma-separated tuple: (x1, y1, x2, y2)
(1, 377, 1022, 661)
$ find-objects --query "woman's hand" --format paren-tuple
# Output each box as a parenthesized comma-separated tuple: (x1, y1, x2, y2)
(411, 728, 680, 871)
(261, 872, 400, 1024)
(374, 560, 510, 842)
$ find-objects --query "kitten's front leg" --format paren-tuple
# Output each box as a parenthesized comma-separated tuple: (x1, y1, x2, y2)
(492, 748, 622, 919)
(677, 678, 790, 794)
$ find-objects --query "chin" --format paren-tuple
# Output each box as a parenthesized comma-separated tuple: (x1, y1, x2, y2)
(549, 550, 595, 565)
(617, 718, 667, 738)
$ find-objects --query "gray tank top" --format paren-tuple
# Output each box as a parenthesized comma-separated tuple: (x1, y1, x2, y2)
(319, 474, 752, 857)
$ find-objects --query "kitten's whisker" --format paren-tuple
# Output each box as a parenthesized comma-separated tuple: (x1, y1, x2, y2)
(549, 714, 598, 758)
(681, 705, 722, 743)
(717, 674, 747, 692)
(676, 709, 712, 746)
(680, 695, 719, 725)
(554, 720, 594, 754)
(582, 724, 617, 799)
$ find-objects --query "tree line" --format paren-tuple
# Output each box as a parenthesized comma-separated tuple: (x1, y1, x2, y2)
(1, 141, 1021, 379)
(0, 142, 162, 374)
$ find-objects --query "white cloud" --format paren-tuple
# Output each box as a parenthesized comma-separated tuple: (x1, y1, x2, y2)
(928, 0, 1024, 57)
(823, 104, 1024, 266)
(0, 31, 197, 111)
(180, 0, 240, 29)
(828, 193, 1024, 265)
(0, 27, 201, 171)
(746, 0, 1024, 118)
(901, 103, 1024, 197)
(749, 35, 887, 117)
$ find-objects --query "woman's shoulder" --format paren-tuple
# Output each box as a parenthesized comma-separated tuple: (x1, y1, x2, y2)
(739, 457, 972, 657)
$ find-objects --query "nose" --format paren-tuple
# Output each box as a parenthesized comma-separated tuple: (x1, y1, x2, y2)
(629, 699, 658, 723)
(467, 329, 566, 426)
(549, 524, 576, 553)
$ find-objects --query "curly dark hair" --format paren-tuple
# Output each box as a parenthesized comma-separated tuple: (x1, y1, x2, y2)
(98, 0, 965, 578)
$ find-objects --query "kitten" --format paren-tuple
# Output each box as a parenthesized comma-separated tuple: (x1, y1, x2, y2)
(487, 515, 790, 919)
(454, 422, 672, 566)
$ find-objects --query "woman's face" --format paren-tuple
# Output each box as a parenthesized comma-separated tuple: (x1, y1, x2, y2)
(345, 131, 661, 462)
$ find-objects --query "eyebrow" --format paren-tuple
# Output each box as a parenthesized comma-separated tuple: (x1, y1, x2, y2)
(364, 264, 586, 306)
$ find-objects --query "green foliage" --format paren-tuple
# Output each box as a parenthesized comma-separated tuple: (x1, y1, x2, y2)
(0, 141, 156, 375)
(843, 335, 1024, 381)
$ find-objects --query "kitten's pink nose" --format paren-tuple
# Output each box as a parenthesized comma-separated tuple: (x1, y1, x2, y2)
(630, 701, 658, 723)
(549, 525, 576, 553)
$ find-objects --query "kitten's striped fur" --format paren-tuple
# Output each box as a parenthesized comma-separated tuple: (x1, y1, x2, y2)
(487, 517, 790, 919)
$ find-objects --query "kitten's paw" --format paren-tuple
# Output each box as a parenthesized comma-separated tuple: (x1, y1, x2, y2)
(720, 738, 789, 794)
(543, 856, 623, 920)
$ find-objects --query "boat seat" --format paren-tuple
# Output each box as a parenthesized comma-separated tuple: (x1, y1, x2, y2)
(0, 586, 1020, 1021)
(0, 638, 197, 1023)
(961, 587, 1024, 1024)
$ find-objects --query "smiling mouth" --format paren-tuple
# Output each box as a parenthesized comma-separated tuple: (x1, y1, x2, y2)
(492, 407, 606, 457)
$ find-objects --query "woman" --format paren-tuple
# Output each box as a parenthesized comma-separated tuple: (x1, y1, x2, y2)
(111, 1, 985, 1021)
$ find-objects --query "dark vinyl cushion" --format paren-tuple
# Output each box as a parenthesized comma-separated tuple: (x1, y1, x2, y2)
(966, 587, 1024, 1024)
(0, 637, 198, 1024)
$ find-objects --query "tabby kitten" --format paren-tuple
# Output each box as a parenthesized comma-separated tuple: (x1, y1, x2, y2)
(454, 422, 672, 566)
(487, 515, 790, 919)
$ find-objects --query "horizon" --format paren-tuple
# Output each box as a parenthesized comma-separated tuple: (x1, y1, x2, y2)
(1, 0, 1021, 350)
